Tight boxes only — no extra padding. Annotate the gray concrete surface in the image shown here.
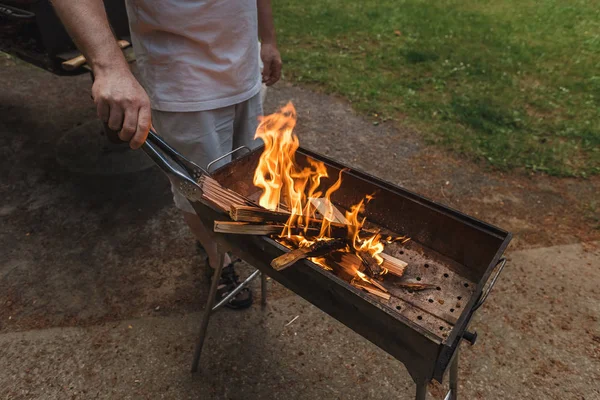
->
[1,243,599,400]
[1,55,599,400]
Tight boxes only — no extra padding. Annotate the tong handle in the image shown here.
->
[146,128,209,178]
[101,122,210,178]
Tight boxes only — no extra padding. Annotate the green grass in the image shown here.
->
[274,0,600,176]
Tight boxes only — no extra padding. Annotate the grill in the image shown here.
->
[142,131,511,400]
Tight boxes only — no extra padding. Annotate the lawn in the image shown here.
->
[274,0,600,176]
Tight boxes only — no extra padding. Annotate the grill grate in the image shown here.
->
[380,240,476,342]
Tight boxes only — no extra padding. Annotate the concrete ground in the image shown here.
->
[1,55,599,400]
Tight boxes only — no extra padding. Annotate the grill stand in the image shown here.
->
[190,247,266,373]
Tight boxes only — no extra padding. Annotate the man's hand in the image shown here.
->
[92,66,151,149]
[52,0,151,149]
[260,43,282,86]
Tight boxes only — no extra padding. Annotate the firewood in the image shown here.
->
[380,253,408,278]
[357,251,383,277]
[214,221,335,236]
[229,205,290,223]
[366,276,387,292]
[393,282,437,291]
[230,204,348,230]
[336,252,383,277]
[271,238,348,271]
[214,221,283,235]
[351,279,391,300]
[335,252,407,279]
[309,197,350,224]
[198,175,254,212]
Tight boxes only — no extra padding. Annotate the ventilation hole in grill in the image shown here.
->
[416,277,421,281]
[428,298,434,303]
[457,296,462,300]
[456,304,461,308]
[396,305,401,310]
[443,273,449,278]
[436,286,441,291]
[424,263,429,268]
[399,251,404,255]
[464,283,469,288]
[408,290,414,294]
[417,315,423,320]
[439,326,444,331]
[450,308,455,313]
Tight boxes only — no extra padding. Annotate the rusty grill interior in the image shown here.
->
[210,147,510,347]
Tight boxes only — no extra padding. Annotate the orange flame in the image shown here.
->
[253,103,384,264]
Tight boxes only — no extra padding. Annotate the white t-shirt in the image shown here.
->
[125,0,261,112]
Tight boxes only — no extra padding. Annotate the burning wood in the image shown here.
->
[229,203,381,237]
[309,197,350,224]
[206,102,416,302]
[337,252,407,278]
[271,238,347,271]
[357,250,383,277]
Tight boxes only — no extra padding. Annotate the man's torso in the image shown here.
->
[125,0,261,112]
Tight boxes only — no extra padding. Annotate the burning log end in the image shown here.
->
[358,251,383,277]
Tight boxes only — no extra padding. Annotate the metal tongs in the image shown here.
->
[140,128,250,205]
[141,128,207,202]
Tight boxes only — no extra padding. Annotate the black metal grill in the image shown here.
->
[142,132,511,400]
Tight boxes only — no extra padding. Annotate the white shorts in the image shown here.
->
[151,92,263,213]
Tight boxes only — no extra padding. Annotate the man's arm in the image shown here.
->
[257,0,282,86]
[52,0,150,149]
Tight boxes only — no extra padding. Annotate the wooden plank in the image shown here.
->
[351,279,391,300]
[214,221,282,235]
[381,253,408,277]
[229,205,291,223]
[271,238,348,271]
[309,197,350,224]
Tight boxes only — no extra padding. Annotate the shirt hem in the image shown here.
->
[150,80,262,112]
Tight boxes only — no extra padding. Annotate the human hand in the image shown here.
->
[260,43,282,86]
[91,66,151,149]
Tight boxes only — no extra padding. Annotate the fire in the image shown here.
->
[253,103,385,272]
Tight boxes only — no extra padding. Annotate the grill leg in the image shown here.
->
[444,350,459,400]
[415,382,428,400]
[191,250,225,373]
[260,272,267,307]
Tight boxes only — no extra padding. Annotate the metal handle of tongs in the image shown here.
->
[141,129,208,204]
[141,128,253,207]
[142,127,209,179]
